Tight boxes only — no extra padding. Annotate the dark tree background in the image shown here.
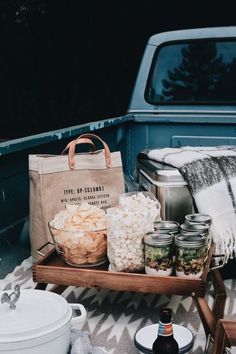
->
[0,0,236,139]
[161,42,228,101]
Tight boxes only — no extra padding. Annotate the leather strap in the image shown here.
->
[74,133,112,169]
[62,137,96,154]
[61,138,96,170]
[62,134,112,169]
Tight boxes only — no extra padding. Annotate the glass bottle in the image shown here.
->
[152,308,179,354]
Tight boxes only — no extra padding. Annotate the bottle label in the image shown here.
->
[158,321,173,336]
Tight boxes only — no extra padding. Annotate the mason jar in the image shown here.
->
[180,222,209,236]
[143,232,174,276]
[175,234,207,278]
[180,222,209,247]
[153,220,180,236]
[185,213,212,249]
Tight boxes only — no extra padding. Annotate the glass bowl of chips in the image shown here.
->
[48,203,107,267]
[48,224,107,267]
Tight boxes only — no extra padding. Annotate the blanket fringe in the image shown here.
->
[212,224,236,261]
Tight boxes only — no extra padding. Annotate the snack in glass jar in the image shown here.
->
[106,191,159,273]
[119,191,161,222]
[144,232,174,276]
[48,203,107,267]
[175,234,207,278]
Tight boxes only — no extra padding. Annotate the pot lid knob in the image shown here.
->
[1,285,20,310]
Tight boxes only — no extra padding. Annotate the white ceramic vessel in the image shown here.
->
[0,288,86,354]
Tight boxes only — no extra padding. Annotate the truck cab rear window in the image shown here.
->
[146,39,236,104]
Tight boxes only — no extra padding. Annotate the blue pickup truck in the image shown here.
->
[1,26,236,277]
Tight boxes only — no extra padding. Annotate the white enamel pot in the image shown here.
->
[0,287,86,354]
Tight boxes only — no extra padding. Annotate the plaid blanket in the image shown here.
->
[147,146,236,260]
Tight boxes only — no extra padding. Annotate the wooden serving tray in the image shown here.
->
[32,242,227,341]
[33,242,214,298]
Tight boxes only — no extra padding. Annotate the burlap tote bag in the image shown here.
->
[29,133,125,260]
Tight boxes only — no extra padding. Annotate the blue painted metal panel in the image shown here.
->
[148,26,236,46]
[0,115,131,157]
[172,136,236,147]
[125,114,236,177]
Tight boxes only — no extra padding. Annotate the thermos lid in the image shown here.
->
[134,323,194,354]
[137,159,186,183]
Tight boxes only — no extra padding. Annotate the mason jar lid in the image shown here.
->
[154,220,180,232]
[180,231,207,238]
[185,213,212,225]
[180,222,209,233]
[0,289,72,343]
[175,234,206,248]
[144,233,174,246]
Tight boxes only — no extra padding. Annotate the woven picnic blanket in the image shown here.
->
[146,146,236,260]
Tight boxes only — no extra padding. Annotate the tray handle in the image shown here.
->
[36,241,55,257]
[210,254,227,271]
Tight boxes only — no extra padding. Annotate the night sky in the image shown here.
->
[1,0,236,139]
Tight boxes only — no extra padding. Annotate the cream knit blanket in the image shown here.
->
[147,146,236,260]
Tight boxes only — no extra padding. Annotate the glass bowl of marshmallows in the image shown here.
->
[48,203,107,267]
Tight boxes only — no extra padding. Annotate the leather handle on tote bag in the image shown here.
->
[61,137,97,169]
[68,133,112,169]
[62,137,96,154]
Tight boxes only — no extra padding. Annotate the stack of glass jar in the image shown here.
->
[184,213,212,250]
[143,213,212,278]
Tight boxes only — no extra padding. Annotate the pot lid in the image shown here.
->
[0,289,72,343]
[134,323,194,354]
